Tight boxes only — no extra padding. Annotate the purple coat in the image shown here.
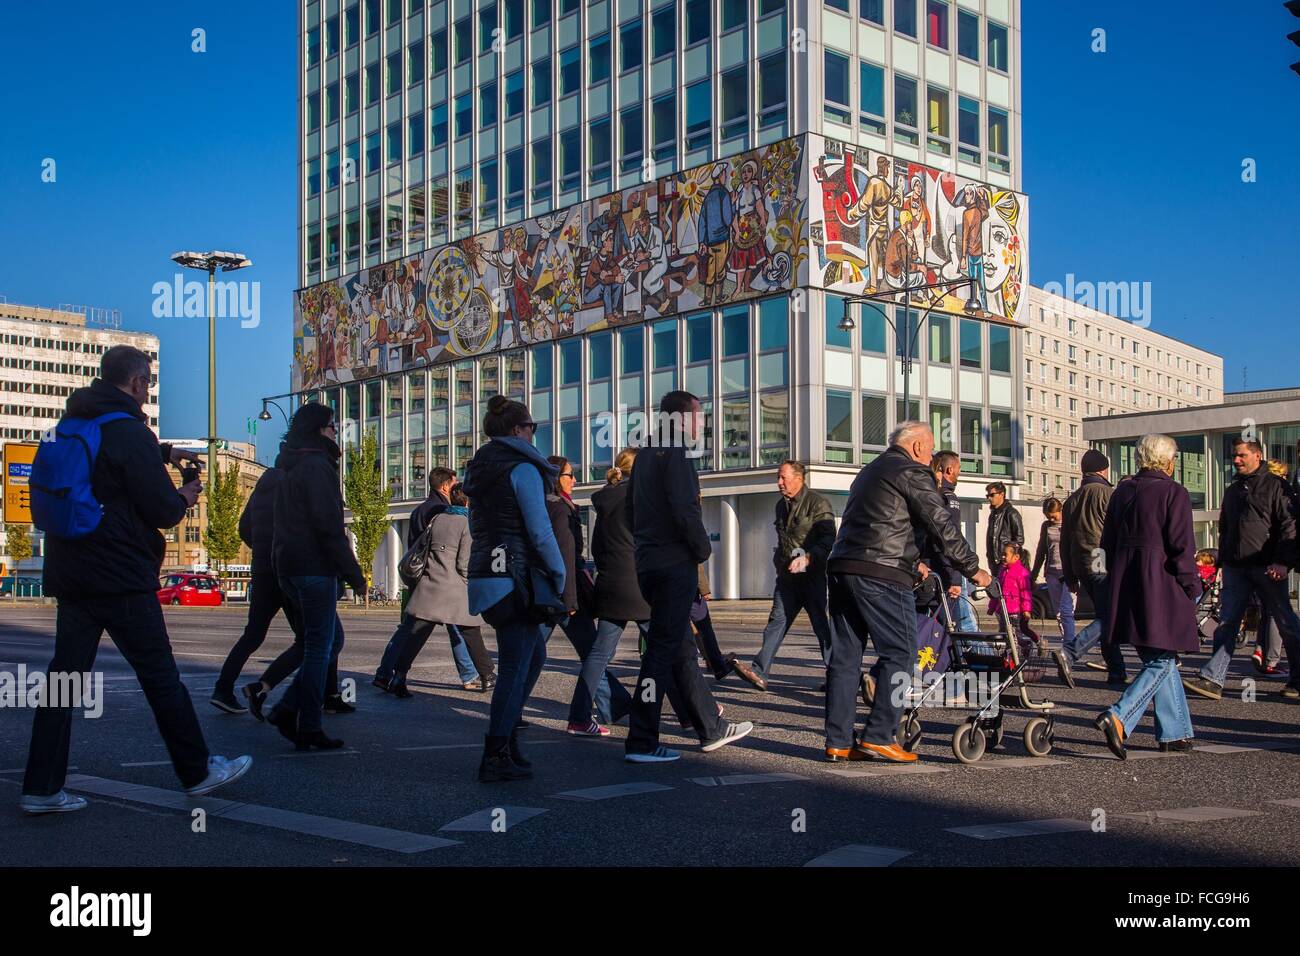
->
[1101,468,1203,652]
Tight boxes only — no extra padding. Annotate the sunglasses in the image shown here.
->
[519,421,539,433]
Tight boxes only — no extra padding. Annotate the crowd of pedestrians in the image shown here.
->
[17,348,1300,810]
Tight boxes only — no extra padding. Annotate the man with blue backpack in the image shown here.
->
[19,345,252,814]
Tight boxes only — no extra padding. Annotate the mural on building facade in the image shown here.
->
[293,138,808,391]
[809,137,1027,325]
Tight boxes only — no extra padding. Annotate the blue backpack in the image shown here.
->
[30,412,135,539]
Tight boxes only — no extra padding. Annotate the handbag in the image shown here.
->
[398,519,436,588]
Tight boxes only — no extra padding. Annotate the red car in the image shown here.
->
[158,573,224,607]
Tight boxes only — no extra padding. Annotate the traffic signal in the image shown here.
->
[1288,0,1300,76]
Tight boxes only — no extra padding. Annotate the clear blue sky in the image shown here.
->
[1,1,1297,456]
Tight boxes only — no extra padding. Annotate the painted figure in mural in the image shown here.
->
[480,228,534,350]
[587,193,630,260]
[899,173,932,297]
[728,160,769,298]
[699,163,735,305]
[983,190,1023,320]
[955,183,990,314]
[629,206,669,314]
[856,155,895,294]
[582,229,625,319]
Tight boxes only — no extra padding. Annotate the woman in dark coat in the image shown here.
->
[1093,434,1201,759]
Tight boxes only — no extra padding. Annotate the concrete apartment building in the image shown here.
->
[1021,286,1223,501]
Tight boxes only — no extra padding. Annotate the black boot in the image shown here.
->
[388,674,412,699]
[508,728,532,770]
[295,729,345,751]
[478,735,530,782]
[268,706,300,745]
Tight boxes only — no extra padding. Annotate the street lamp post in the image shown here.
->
[840,278,975,417]
[170,251,252,482]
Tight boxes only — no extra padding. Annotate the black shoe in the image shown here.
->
[372,674,391,692]
[1094,711,1127,760]
[1052,650,1077,690]
[1158,738,1194,752]
[388,676,412,699]
[816,682,828,693]
[1181,675,1223,700]
[242,682,267,722]
[323,695,355,715]
[295,729,345,751]
[479,673,497,693]
[479,737,531,782]
[268,706,299,745]
[508,729,532,769]
[209,689,247,715]
[1106,674,1128,687]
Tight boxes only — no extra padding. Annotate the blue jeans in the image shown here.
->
[1200,566,1300,687]
[1109,648,1193,743]
[275,575,340,734]
[951,578,977,633]
[573,617,641,724]
[376,615,479,684]
[753,572,834,679]
[1045,571,1076,646]
[826,574,916,748]
[481,593,550,738]
[446,624,479,684]
[1075,572,1126,678]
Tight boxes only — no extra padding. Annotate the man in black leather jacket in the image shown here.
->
[983,481,1024,577]
[825,422,991,764]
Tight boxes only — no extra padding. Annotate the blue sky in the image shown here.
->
[1,1,1297,456]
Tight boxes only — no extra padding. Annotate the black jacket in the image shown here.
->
[773,486,836,575]
[590,480,651,621]
[408,494,448,547]
[1219,468,1298,569]
[985,500,1025,568]
[42,379,188,599]
[270,437,366,590]
[1060,473,1113,589]
[930,478,967,588]
[239,467,282,574]
[625,445,711,572]
[828,446,980,588]
[545,492,584,613]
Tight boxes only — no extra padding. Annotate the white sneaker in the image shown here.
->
[625,746,681,763]
[701,720,755,753]
[184,754,253,797]
[20,790,88,815]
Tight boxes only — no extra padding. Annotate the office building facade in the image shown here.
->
[294,0,1029,597]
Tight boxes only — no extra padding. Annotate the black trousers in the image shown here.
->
[215,569,304,695]
[24,594,210,795]
[393,618,494,679]
[627,562,725,753]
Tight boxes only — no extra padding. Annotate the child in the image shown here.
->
[994,542,1039,647]
[1195,550,1218,589]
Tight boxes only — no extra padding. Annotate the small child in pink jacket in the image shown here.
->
[993,543,1039,645]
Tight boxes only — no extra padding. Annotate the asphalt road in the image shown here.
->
[1,603,1298,867]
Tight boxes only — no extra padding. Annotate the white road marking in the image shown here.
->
[439,806,548,831]
[1267,798,1300,808]
[63,773,460,853]
[552,782,675,801]
[688,772,810,787]
[804,845,914,867]
[948,818,1093,840]
[1116,806,1262,825]
[826,763,952,777]
[970,757,1068,770]
[120,761,173,768]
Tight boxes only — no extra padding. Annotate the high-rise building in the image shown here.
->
[1022,286,1223,500]
[0,301,161,578]
[293,0,1027,596]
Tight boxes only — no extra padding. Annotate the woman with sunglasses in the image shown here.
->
[266,403,367,750]
[462,396,566,782]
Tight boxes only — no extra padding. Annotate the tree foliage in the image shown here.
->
[343,428,391,599]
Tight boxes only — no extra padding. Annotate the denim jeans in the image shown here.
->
[627,562,725,753]
[274,575,340,734]
[1078,572,1126,678]
[1044,571,1076,646]
[481,593,550,738]
[23,594,211,796]
[950,578,978,633]
[1108,647,1194,743]
[376,615,482,684]
[826,573,916,748]
[1255,611,1285,669]
[574,617,641,724]
[1200,566,1300,687]
[753,572,835,679]
[215,569,303,695]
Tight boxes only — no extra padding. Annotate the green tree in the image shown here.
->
[343,428,391,604]
[203,462,245,577]
[5,522,32,602]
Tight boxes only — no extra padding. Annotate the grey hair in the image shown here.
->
[1135,433,1178,471]
[889,420,932,448]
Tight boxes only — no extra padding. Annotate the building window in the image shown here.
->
[894,0,917,37]
[559,127,581,191]
[926,0,948,49]
[652,93,675,163]
[589,32,611,84]
[530,137,551,204]
[504,148,524,212]
[826,295,851,349]
[532,0,551,27]
[928,313,950,364]
[685,80,711,151]
[827,389,854,463]
[959,319,982,369]
[926,84,949,156]
[479,4,498,54]
[505,70,524,117]
[860,0,884,25]
[588,118,612,188]
[824,50,851,125]
[619,105,643,174]
[862,393,887,453]
[620,21,642,72]
[758,51,786,129]
[720,66,747,142]
[560,46,581,95]
[826,0,850,12]
[957,95,980,163]
[431,28,448,74]
[956,7,978,60]
[894,74,918,144]
[989,325,1010,373]
[532,57,552,105]
[987,106,1010,172]
[987,20,1009,72]
[859,61,886,134]
[651,4,674,59]
[685,0,710,45]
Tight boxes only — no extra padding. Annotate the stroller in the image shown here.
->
[896,580,1058,764]
[1194,548,1249,646]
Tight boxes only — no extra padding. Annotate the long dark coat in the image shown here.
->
[1101,468,1202,652]
[590,480,652,622]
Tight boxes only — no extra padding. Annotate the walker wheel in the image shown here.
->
[952,719,986,764]
[898,712,922,752]
[1024,716,1054,757]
